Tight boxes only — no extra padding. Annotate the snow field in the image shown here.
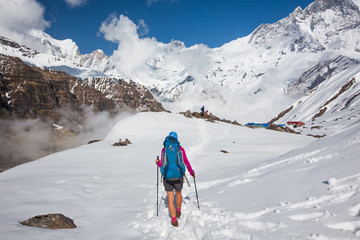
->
[0,112,359,239]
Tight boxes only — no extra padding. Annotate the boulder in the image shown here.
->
[20,213,76,229]
[184,109,192,118]
[113,138,132,146]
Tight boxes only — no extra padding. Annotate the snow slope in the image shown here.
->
[273,63,360,137]
[1,112,359,239]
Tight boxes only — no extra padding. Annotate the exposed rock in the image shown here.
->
[0,53,165,171]
[287,56,359,97]
[266,124,300,134]
[188,111,241,126]
[0,53,165,121]
[183,109,192,118]
[322,78,355,108]
[307,134,326,138]
[74,77,165,113]
[220,150,229,154]
[268,105,294,125]
[113,138,132,146]
[310,77,357,121]
[20,213,76,229]
[88,139,101,144]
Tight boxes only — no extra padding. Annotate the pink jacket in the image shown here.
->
[157,146,194,176]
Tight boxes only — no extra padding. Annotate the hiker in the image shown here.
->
[200,106,205,117]
[155,131,195,227]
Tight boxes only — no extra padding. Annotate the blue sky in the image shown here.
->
[33,0,314,55]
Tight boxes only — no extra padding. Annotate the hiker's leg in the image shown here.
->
[175,190,182,211]
[166,191,176,218]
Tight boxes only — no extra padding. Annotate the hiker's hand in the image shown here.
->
[155,159,160,164]
[192,172,196,178]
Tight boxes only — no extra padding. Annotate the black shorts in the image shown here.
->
[163,178,183,192]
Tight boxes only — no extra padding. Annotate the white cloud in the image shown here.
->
[0,0,50,44]
[99,15,159,75]
[100,14,140,44]
[137,19,149,37]
[64,0,88,8]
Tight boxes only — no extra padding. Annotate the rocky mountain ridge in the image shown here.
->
[0,53,164,170]
[0,53,164,120]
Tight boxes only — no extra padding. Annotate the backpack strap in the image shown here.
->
[162,148,169,180]
[177,147,185,176]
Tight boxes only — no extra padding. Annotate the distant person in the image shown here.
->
[155,131,195,227]
[200,106,205,117]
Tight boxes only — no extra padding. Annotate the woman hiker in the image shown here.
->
[155,131,196,227]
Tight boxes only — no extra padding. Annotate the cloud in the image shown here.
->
[100,14,140,43]
[99,14,159,75]
[179,44,211,79]
[0,106,131,170]
[137,19,149,37]
[64,0,88,8]
[0,0,50,48]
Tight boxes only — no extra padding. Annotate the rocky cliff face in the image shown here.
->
[0,53,164,120]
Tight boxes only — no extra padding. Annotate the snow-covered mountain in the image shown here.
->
[1,0,360,124]
[270,61,360,137]
[100,0,360,122]
[0,31,109,79]
[28,29,82,64]
[80,49,108,71]
[287,56,360,98]
[28,29,109,71]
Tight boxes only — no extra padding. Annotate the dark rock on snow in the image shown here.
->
[20,213,76,229]
[266,124,300,134]
[113,138,132,146]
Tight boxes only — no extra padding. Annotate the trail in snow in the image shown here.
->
[1,112,359,240]
[127,114,316,239]
[187,118,210,158]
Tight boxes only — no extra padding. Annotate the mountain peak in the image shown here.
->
[28,29,81,61]
[306,0,359,13]
[293,6,303,14]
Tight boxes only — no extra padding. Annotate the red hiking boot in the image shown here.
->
[171,219,178,227]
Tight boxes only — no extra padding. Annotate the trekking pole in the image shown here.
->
[193,171,200,210]
[156,156,159,217]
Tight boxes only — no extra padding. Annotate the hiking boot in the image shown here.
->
[171,219,178,227]
[176,211,181,218]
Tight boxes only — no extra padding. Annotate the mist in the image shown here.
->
[0,107,132,172]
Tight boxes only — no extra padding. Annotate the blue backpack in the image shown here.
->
[161,136,186,181]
